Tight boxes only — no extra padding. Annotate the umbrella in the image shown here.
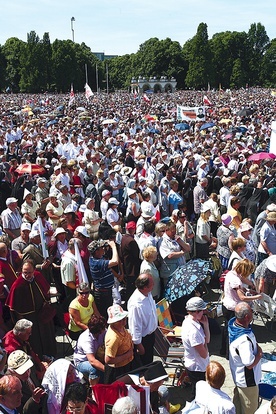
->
[175,123,190,131]
[236,108,253,117]
[15,164,46,176]
[149,128,160,134]
[164,259,212,302]
[144,114,157,122]
[161,119,174,124]
[218,118,232,124]
[200,122,215,131]
[46,119,58,127]
[248,152,276,162]
[76,106,86,111]
[237,126,248,134]
[102,119,117,125]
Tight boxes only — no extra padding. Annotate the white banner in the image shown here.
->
[270,121,276,155]
[177,105,205,121]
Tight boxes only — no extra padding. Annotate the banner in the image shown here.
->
[38,217,49,259]
[270,121,276,155]
[74,240,88,284]
[177,105,205,121]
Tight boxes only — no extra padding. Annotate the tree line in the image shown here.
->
[0,22,275,93]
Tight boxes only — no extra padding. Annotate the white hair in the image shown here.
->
[112,397,138,414]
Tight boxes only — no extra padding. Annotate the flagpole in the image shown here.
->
[96,64,99,94]
[85,64,88,84]
[106,63,109,94]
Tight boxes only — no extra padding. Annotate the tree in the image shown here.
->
[247,23,270,85]
[2,37,25,92]
[185,23,213,89]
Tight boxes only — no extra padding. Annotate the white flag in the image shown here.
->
[68,84,75,107]
[74,240,88,284]
[85,83,94,100]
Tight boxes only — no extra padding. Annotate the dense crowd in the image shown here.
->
[0,88,275,414]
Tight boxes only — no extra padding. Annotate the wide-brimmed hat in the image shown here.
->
[266,212,276,222]
[221,214,232,226]
[109,197,120,205]
[267,204,276,212]
[186,297,207,311]
[239,222,253,232]
[85,197,93,206]
[121,166,133,176]
[127,188,136,196]
[8,350,34,375]
[107,304,128,324]
[75,226,89,237]
[64,205,75,214]
[201,203,211,213]
[141,206,154,218]
[266,255,276,273]
[53,227,67,237]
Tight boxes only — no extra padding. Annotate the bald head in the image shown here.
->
[235,302,252,326]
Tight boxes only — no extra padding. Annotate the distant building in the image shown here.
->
[131,76,177,93]
[93,52,118,61]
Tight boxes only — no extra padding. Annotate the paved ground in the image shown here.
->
[56,288,276,412]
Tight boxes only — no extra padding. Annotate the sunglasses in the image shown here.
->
[80,291,90,296]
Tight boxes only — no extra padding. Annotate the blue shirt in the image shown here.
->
[89,257,114,289]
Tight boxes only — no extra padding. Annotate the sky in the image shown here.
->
[1,0,275,56]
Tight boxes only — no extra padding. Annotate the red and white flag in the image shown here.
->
[85,83,94,100]
[143,93,150,103]
[68,84,75,107]
[203,95,212,106]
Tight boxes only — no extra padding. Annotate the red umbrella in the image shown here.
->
[15,163,46,176]
[248,152,276,162]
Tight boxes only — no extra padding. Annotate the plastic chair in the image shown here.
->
[258,383,276,405]
[62,312,76,355]
[253,293,276,331]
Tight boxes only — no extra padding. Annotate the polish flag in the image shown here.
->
[85,83,94,100]
[143,93,150,103]
[203,95,212,106]
[68,84,75,107]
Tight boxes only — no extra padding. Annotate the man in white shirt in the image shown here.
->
[127,273,158,365]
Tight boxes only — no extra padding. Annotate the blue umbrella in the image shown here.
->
[164,259,212,302]
[237,126,248,134]
[200,122,215,131]
[175,123,190,131]
[149,128,160,134]
[46,119,58,127]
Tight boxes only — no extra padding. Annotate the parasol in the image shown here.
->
[248,152,276,162]
[15,164,46,176]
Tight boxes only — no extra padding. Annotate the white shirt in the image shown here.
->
[127,289,158,344]
[182,316,209,372]
[194,381,236,414]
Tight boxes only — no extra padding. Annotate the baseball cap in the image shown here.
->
[8,350,34,375]
[126,221,136,230]
[21,223,32,231]
[102,190,112,197]
[75,226,89,237]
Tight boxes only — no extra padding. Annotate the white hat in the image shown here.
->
[121,166,133,176]
[102,190,112,197]
[114,164,121,172]
[199,159,207,167]
[239,222,253,232]
[109,197,120,205]
[37,177,47,184]
[107,304,128,324]
[78,204,87,213]
[201,203,211,213]
[53,227,67,237]
[6,197,18,205]
[85,198,93,206]
[64,205,75,214]
[49,190,59,197]
[54,165,61,171]
[127,188,136,196]
[75,226,89,237]
[21,223,31,231]
[141,206,154,218]
[29,229,40,239]
[8,350,33,375]
[267,204,276,212]
[266,255,276,273]
[186,297,207,311]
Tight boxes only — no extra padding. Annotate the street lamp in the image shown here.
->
[71,17,75,42]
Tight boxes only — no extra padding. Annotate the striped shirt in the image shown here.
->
[89,257,114,289]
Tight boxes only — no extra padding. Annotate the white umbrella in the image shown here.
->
[102,119,117,125]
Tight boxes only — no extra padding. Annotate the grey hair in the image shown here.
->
[13,319,33,335]
[112,397,138,414]
[235,302,252,320]
[77,282,90,294]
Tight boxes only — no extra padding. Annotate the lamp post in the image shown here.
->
[71,17,75,42]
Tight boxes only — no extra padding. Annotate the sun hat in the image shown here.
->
[53,227,66,237]
[239,222,253,232]
[85,197,93,206]
[139,176,146,183]
[107,304,128,324]
[109,197,120,205]
[78,204,87,213]
[186,297,207,311]
[29,229,40,239]
[75,226,89,237]
[141,206,154,218]
[221,214,232,226]
[266,255,276,273]
[266,212,276,222]
[267,204,276,212]
[127,188,136,196]
[121,166,133,175]
[8,350,34,375]
[49,190,59,197]
[200,203,211,213]
[114,164,121,172]
[37,177,47,184]
[102,190,112,197]
[64,205,75,214]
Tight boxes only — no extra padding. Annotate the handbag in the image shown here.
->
[37,301,56,324]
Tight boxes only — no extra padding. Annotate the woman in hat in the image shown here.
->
[255,255,276,297]
[68,283,100,340]
[126,188,141,222]
[21,189,39,225]
[64,205,81,234]
[257,211,276,265]
[195,204,214,260]
[238,219,257,264]
[46,191,64,230]
[181,297,210,402]
[83,198,103,240]
[104,304,134,384]
[106,198,121,228]
[216,214,235,270]
[140,246,160,301]
[32,208,54,245]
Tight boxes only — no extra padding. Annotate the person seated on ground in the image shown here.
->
[112,396,138,414]
[68,283,101,340]
[73,315,106,385]
[3,319,47,380]
[42,358,82,414]
[118,361,181,414]
[6,350,47,414]
[182,360,235,413]
[62,382,96,414]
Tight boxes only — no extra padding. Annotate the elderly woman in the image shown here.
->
[83,198,102,240]
[140,246,160,301]
[106,197,121,228]
[176,210,195,260]
[21,189,39,225]
[104,304,134,384]
[64,205,81,234]
[126,188,141,222]
[238,220,257,264]
[73,315,106,385]
[216,214,235,270]
[220,259,262,357]
[195,204,213,260]
[68,283,100,340]
[255,255,276,297]
[46,190,64,230]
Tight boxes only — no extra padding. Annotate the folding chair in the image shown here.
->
[253,293,276,330]
[156,298,182,341]
[258,383,276,405]
[154,327,185,385]
[61,312,77,355]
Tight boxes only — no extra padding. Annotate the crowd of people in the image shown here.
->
[0,87,275,413]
